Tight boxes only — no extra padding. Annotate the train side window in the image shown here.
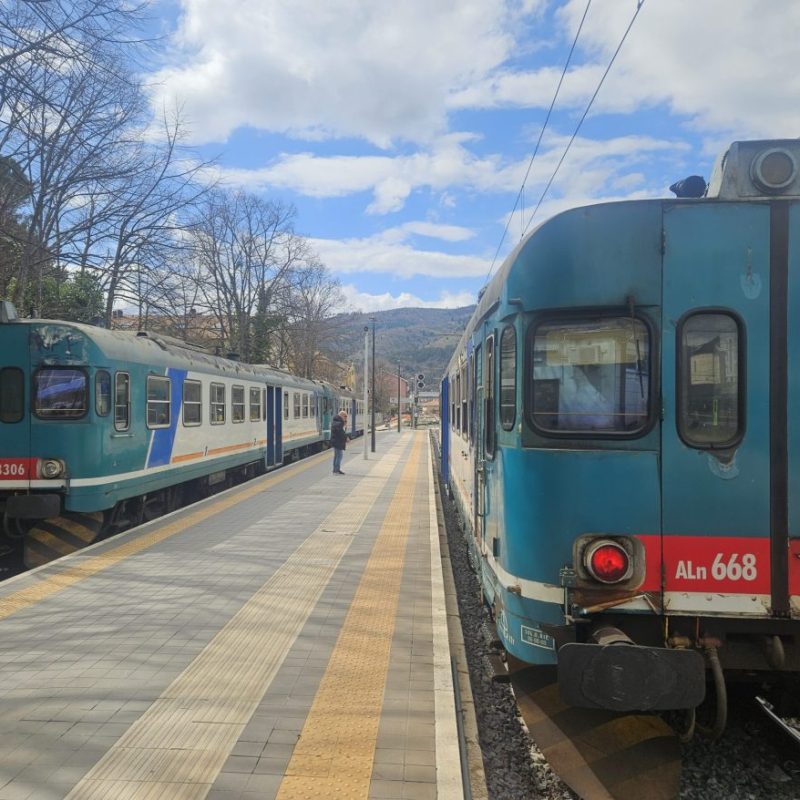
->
[210,382,226,424]
[34,368,87,419]
[486,335,495,457]
[0,367,24,423]
[250,387,262,421]
[500,326,517,431]
[678,311,743,448]
[114,372,130,430]
[95,370,111,417]
[461,363,467,435]
[232,385,245,423]
[284,391,289,420]
[183,380,202,426]
[311,394,317,418]
[293,392,301,418]
[455,372,461,432]
[529,317,650,436]
[147,375,171,429]
[302,393,309,418]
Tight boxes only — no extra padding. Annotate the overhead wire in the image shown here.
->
[483,0,592,286]
[483,0,646,286]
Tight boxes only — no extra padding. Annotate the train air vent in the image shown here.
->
[707,139,800,199]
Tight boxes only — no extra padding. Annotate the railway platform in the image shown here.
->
[0,430,481,799]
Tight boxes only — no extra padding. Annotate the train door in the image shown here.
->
[351,397,357,435]
[274,385,283,465]
[474,341,485,546]
[661,202,772,616]
[266,386,275,468]
[440,376,450,486]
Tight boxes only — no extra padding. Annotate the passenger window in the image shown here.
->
[115,372,130,430]
[210,382,226,424]
[250,387,261,421]
[232,385,245,423]
[284,391,289,420]
[530,317,650,436]
[293,392,301,418]
[461,364,467,434]
[183,380,202,426]
[34,368,87,419]
[95,370,111,417]
[302,393,309,418]
[678,312,742,448]
[500,326,516,430]
[0,367,24,423]
[147,375,171,428]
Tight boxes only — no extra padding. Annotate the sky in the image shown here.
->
[144,0,800,313]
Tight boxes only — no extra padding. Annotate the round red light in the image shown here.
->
[588,543,630,584]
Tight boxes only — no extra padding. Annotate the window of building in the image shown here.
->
[34,368,87,419]
[147,375,171,428]
[678,312,743,448]
[115,372,130,430]
[250,387,262,421]
[500,326,517,430]
[183,380,202,426]
[210,382,226,424]
[95,370,111,417]
[232,385,245,422]
[0,368,24,423]
[529,317,651,436]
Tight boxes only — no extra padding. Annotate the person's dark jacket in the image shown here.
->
[331,414,347,449]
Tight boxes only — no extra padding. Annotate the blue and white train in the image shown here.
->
[441,139,800,726]
[0,314,365,567]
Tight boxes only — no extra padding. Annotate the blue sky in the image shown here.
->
[145,0,800,312]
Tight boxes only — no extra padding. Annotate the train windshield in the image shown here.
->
[34,368,87,419]
[530,317,650,435]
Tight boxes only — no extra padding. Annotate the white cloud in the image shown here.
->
[340,284,476,313]
[152,0,545,146]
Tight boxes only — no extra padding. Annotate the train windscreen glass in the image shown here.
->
[34,368,87,419]
[530,318,649,434]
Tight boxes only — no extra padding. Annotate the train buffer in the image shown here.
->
[0,430,483,799]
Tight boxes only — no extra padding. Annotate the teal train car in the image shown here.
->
[441,139,800,728]
[0,318,365,567]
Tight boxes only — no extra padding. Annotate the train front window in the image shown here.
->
[0,368,24,423]
[530,318,650,435]
[34,368,87,419]
[678,312,742,448]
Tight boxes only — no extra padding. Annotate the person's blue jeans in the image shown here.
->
[333,447,344,473]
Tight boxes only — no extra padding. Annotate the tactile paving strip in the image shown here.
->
[275,435,424,800]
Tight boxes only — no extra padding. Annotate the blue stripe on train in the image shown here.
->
[147,368,187,468]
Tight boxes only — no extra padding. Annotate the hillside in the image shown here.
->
[328,305,475,387]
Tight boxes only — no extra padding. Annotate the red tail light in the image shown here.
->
[584,540,631,584]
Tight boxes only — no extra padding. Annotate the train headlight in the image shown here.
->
[583,539,632,584]
[751,148,798,193]
[39,459,65,479]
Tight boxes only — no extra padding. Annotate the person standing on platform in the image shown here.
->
[331,410,348,474]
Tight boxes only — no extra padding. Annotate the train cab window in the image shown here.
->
[183,380,202,426]
[210,382,226,424]
[232,385,245,423]
[0,368,23,423]
[34,368,87,419]
[0,367,24,423]
[678,312,743,448]
[486,336,495,457]
[250,387,262,421]
[500,326,517,430]
[529,317,650,435]
[114,372,130,430]
[284,391,289,420]
[95,370,111,417]
[147,375,171,429]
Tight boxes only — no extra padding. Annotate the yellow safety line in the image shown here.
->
[276,434,425,800]
[63,436,412,800]
[0,450,331,622]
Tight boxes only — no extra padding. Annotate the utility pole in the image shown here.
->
[370,317,376,453]
[397,365,401,433]
[363,325,369,460]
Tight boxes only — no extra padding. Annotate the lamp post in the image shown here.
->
[370,317,376,453]
[397,365,401,433]
[363,325,369,460]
